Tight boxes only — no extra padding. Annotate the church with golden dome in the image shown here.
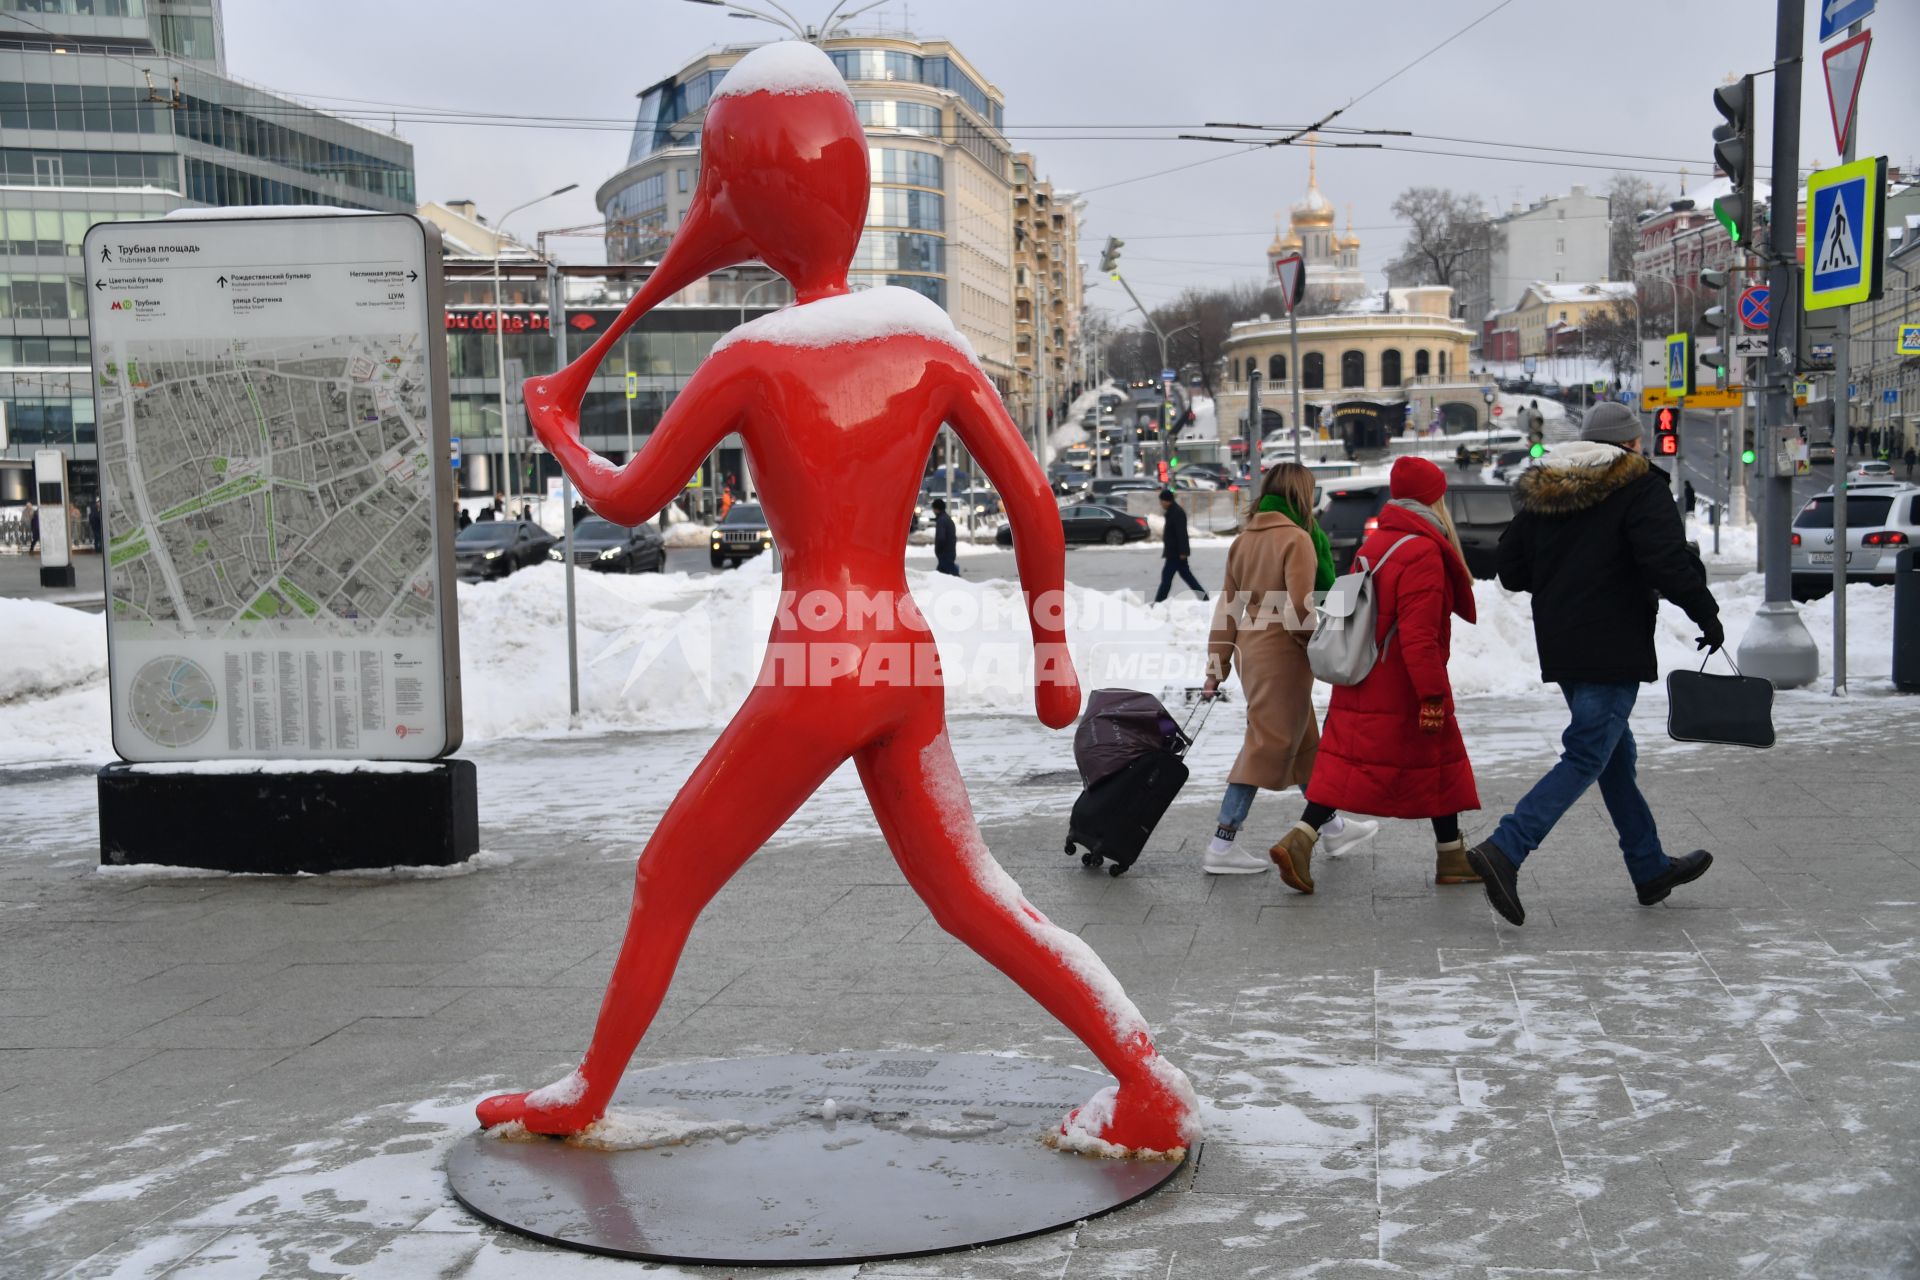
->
[1267,145,1370,306]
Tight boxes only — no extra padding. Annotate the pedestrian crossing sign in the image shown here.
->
[1666,332,1693,397]
[1898,324,1920,357]
[1804,155,1885,311]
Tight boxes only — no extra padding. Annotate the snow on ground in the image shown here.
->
[0,550,1900,784]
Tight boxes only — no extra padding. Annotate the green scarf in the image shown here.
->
[1259,493,1336,591]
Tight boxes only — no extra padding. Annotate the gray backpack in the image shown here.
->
[1307,535,1416,686]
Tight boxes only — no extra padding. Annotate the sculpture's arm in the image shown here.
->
[524,351,749,528]
[944,357,1081,730]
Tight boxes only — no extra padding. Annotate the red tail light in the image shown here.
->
[1135,517,1149,529]
[1863,531,1908,546]
[1791,533,1801,546]
[1363,516,1380,534]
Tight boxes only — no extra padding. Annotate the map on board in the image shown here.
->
[86,212,458,762]
[97,332,438,633]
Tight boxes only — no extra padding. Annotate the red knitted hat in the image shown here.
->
[1390,456,1447,506]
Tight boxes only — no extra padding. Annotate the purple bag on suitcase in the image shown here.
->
[1072,689,1189,787]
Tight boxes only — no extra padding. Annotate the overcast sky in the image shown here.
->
[226,0,1916,314]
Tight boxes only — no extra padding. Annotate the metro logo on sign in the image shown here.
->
[1805,156,1885,311]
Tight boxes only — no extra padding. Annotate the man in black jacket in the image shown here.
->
[1153,489,1208,603]
[1466,402,1723,926]
[931,498,960,576]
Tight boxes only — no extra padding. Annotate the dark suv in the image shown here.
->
[710,502,772,569]
[1318,479,1514,578]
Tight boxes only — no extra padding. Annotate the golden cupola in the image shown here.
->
[1288,146,1335,228]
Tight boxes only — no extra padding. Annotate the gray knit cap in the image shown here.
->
[1580,401,1642,445]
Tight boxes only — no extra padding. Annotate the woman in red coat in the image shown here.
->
[1269,456,1481,893]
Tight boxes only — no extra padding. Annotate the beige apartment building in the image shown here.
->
[1504,281,1635,357]
[597,35,1018,392]
[1011,154,1082,437]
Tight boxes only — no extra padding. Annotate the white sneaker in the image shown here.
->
[1203,839,1272,875]
[1319,817,1380,858]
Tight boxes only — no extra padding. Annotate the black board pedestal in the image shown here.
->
[98,759,478,874]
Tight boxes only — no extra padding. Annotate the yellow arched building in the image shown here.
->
[1217,286,1487,446]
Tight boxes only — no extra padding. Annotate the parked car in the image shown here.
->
[1808,440,1837,465]
[996,502,1151,547]
[1174,461,1234,489]
[710,502,772,569]
[1088,476,1160,504]
[456,519,555,580]
[1317,480,1391,573]
[1790,483,1920,598]
[1490,447,1533,481]
[552,516,666,573]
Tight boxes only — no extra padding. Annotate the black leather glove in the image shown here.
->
[1696,617,1725,652]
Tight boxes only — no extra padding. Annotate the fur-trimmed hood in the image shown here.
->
[1511,442,1650,516]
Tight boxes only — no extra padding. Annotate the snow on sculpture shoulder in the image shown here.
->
[714,286,981,367]
[712,41,851,101]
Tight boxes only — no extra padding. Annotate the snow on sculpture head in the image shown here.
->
[637,42,866,306]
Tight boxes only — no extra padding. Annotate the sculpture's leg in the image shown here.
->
[478,686,847,1135]
[853,718,1197,1156]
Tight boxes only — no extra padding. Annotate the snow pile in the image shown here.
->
[0,595,104,703]
[524,1068,587,1109]
[712,40,852,101]
[713,286,979,366]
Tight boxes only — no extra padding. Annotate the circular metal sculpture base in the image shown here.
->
[446,1053,1187,1266]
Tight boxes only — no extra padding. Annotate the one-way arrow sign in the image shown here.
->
[1819,0,1874,42]
[216,275,228,288]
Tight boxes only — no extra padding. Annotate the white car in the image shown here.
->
[1849,460,1893,482]
[1790,481,1919,598]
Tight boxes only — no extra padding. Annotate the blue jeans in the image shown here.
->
[1489,682,1671,886]
[1216,782,1257,833]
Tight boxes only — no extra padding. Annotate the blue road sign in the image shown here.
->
[1738,286,1770,329]
[1666,333,1692,396]
[1886,389,1901,405]
[449,435,461,467]
[1819,0,1874,43]
[1160,367,1176,381]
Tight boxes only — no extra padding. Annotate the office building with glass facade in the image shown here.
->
[596,35,1016,393]
[0,0,415,504]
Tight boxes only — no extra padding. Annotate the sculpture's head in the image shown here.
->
[637,42,867,305]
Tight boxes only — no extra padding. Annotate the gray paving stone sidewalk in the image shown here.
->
[2,697,1918,1279]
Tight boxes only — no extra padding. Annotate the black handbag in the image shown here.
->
[1667,651,1775,749]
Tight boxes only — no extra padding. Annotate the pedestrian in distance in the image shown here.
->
[25,500,38,553]
[457,507,472,530]
[931,497,960,576]
[476,503,495,522]
[1455,443,1472,472]
[1682,480,1696,516]
[1200,462,1375,873]
[87,495,101,552]
[1153,489,1209,603]
[1464,401,1724,925]
[1268,457,1476,894]
[1904,446,1916,480]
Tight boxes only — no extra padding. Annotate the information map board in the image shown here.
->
[85,212,462,762]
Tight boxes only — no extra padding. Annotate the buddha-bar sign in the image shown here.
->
[84,212,462,762]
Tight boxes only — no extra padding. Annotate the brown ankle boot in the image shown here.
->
[1435,837,1481,885]
[1270,822,1317,894]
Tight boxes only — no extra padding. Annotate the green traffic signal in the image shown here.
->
[1741,448,1756,465]
[1713,197,1741,244]
[1529,443,1545,458]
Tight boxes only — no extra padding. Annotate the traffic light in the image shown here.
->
[1654,405,1680,457]
[1099,236,1123,278]
[1711,76,1756,246]
[1701,269,1730,390]
[1741,425,1757,466]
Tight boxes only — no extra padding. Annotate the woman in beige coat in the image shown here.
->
[1199,463,1377,874]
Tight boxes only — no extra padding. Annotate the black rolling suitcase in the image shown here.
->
[1064,690,1214,877]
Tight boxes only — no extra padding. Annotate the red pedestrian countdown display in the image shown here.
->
[1654,406,1680,456]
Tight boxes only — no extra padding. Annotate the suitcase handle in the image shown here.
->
[1697,649,1742,677]
[1180,695,1216,742]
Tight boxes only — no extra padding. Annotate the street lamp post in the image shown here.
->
[491,184,577,511]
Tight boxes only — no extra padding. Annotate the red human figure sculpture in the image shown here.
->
[475,43,1196,1158]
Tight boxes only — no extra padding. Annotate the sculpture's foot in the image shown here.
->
[1046,1058,1197,1161]
[477,1069,603,1136]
